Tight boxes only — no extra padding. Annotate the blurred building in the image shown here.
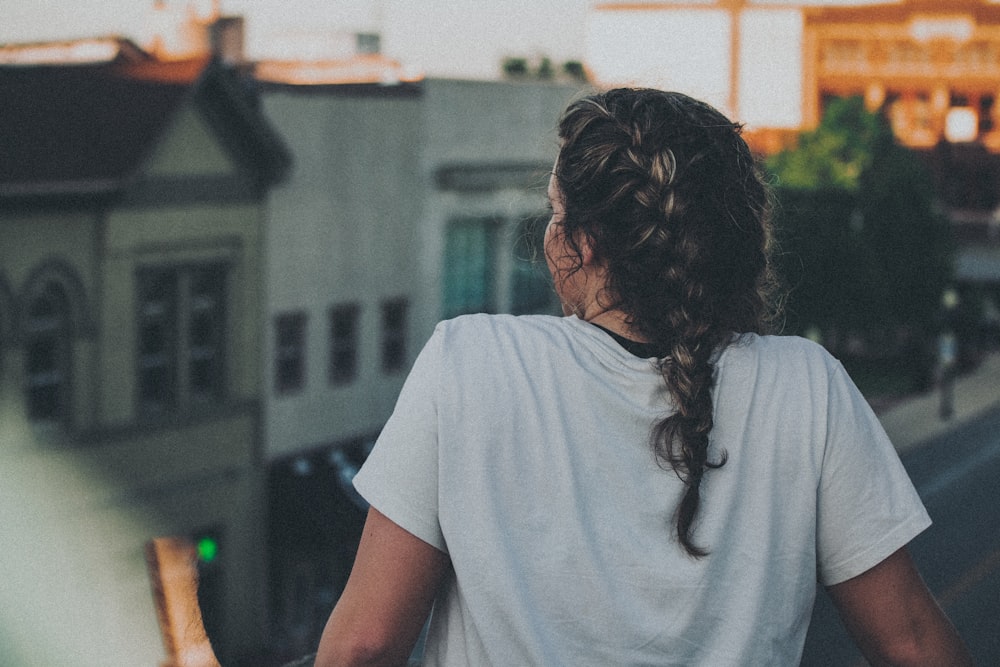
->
[589,0,1000,330]
[0,49,289,664]
[588,0,1000,151]
[258,69,576,657]
[802,0,1000,149]
[0,15,581,662]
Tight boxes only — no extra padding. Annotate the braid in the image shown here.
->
[556,89,778,558]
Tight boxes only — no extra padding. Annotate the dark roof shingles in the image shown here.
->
[1,63,191,190]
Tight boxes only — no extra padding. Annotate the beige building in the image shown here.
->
[588,0,1000,315]
[588,0,1000,153]
[0,45,288,664]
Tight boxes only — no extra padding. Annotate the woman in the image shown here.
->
[316,89,971,665]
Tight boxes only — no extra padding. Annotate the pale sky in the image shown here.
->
[2,0,902,125]
[0,1,887,78]
[2,0,593,79]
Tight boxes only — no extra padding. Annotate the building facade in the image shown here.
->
[802,0,1000,150]
[0,52,288,665]
[259,75,579,657]
[588,0,1000,337]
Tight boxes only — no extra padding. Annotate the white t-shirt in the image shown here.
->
[352,314,930,666]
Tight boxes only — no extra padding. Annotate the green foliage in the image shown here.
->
[500,56,589,83]
[562,60,587,83]
[767,96,892,192]
[536,57,554,80]
[502,57,529,78]
[858,134,953,329]
[767,96,954,382]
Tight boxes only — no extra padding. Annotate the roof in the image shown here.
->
[0,36,151,66]
[0,55,290,201]
[254,53,423,87]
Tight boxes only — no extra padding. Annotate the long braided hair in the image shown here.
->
[554,89,779,557]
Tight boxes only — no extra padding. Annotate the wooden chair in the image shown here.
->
[145,536,222,667]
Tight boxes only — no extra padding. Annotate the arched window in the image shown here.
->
[0,276,14,378]
[24,280,71,422]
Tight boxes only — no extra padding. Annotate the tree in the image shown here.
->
[768,96,889,192]
[500,56,589,83]
[767,97,953,386]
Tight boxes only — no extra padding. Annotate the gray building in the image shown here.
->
[0,48,289,665]
[259,75,582,656]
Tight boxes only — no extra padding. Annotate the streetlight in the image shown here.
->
[939,288,959,419]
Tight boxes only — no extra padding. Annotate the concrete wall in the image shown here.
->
[260,78,582,462]
[417,79,581,335]
[262,88,425,461]
[0,99,270,664]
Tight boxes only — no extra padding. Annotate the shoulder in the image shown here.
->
[431,313,633,378]
[725,332,840,369]
[718,333,847,396]
[434,313,572,348]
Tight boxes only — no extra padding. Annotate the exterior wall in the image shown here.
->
[260,79,578,461]
[145,103,237,176]
[100,201,263,424]
[262,88,425,462]
[0,100,270,664]
[802,0,1000,150]
[98,195,267,659]
[418,78,579,336]
[421,78,582,165]
[257,77,577,657]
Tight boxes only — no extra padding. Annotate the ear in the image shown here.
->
[577,231,597,267]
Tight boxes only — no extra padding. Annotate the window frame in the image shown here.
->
[329,302,361,386]
[442,216,501,318]
[380,298,408,374]
[24,280,72,422]
[136,262,228,416]
[274,310,308,395]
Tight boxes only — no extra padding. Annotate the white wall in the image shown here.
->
[262,78,578,462]
[262,88,424,461]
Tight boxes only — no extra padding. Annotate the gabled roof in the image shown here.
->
[0,54,290,201]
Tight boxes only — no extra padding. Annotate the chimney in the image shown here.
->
[209,15,245,64]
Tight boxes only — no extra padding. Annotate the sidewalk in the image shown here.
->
[877,351,1000,453]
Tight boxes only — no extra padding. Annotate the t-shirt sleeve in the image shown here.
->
[352,324,446,553]
[815,359,931,586]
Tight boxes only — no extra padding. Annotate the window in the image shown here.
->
[25,281,71,421]
[275,312,307,394]
[979,95,995,133]
[329,303,360,385]
[442,217,498,318]
[138,264,226,414]
[380,299,408,373]
[510,215,557,315]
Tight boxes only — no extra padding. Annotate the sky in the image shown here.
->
[2,0,593,79]
[2,0,900,125]
[0,1,891,79]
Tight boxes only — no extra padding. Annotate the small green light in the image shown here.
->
[196,536,218,563]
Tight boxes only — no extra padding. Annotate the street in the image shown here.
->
[800,406,1000,665]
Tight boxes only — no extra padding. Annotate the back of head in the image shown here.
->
[555,88,777,557]
[555,88,774,345]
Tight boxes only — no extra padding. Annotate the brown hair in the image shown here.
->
[555,89,779,557]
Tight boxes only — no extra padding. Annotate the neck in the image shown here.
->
[581,308,647,343]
